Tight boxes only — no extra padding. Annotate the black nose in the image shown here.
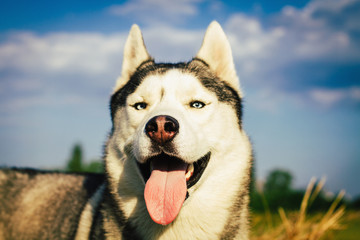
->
[145,115,179,145]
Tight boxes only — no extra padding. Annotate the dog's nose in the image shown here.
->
[145,115,179,145]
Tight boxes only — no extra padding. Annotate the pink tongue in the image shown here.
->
[144,158,188,225]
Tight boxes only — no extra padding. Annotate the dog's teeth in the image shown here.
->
[185,163,194,181]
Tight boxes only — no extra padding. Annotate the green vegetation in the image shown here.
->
[250,169,348,213]
[65,143,103,173]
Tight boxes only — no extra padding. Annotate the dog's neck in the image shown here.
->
[103,143,251,240]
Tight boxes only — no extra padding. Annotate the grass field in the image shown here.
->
[251,211,360,240]
[331,211,360,240]
[250,178,359,240]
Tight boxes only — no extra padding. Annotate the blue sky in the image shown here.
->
[1,0,360,197]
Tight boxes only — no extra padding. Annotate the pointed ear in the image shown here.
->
[114,24,151,92]
[196,21,241,94]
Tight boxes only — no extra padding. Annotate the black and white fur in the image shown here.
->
[0,21,252,240]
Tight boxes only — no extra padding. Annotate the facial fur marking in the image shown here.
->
[187,59,243,128]
[110,59,156,120]
[110,59,243,128]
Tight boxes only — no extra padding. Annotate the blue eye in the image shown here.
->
[190,101,205,109]
[134,102,147,110]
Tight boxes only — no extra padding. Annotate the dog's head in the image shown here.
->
[106,21,245,225]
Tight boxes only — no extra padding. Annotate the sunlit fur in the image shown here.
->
[105,21,252,239]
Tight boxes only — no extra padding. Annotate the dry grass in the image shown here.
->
[251,178,346,240]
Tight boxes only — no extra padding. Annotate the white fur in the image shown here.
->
[129,70,216,164]
[196,21,242,96]
[75,184,105,240]
[105,21,251,239]
[114,24,150,92]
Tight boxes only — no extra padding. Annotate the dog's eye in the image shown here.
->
[190,101,205,109]
[133,102,147,110]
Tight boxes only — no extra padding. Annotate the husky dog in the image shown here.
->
[0,21,252,240]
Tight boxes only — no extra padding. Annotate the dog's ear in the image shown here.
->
[114,24,150,92]
[196,21,241,94]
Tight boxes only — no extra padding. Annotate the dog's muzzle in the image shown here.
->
[140,115,211,225]
[145,115,179,145]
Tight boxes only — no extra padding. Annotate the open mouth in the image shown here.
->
[137,152,211,189]
[137,152,210,225]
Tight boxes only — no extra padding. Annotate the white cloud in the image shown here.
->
[108,0,202,24]
[0,27,202,78]
[0,27,203,117]
[0,32,125,75]
[225,14,285,76]
[1,0,359,116]
[309,87,360,107]
[309,88,346,106]
[143,26,202,62]
[0,31,127,121]
[226,0,359,68]
[278,0,360,60]
[222,0,360,110]
[226,14,285,58]
[280,0,357,28]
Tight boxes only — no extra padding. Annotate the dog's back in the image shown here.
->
[0,168,104,239]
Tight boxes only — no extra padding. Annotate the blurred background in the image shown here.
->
[0,0,359,205]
